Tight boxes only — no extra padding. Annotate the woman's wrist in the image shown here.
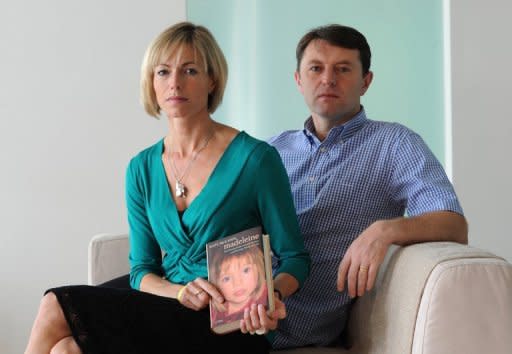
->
[176,285,187,303]
[274,288,283,301]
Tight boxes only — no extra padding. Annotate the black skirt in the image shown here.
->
[47,285,271,354]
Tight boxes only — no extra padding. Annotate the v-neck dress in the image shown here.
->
[127,131,310,289]
[46,131,310,354]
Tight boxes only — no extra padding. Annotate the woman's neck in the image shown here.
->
[165,115,216,157]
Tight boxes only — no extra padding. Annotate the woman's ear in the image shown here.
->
[209,77,215,94]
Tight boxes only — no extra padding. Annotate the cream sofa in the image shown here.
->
[88,234,512,354]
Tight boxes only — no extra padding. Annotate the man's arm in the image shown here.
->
[337,210,468,298]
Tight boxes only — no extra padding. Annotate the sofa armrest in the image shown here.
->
[88,233,129,285]
[346,241,512,354]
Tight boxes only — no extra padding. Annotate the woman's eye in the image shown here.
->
[156,69,169,76]
[185,68,198,75]
[221,276,231,283]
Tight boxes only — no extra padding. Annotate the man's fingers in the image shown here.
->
[357,265,369,296]
[366,266,378,291]
[337,257,350,291]
[347,263,360,298]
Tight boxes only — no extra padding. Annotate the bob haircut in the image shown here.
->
[140,22,228,117]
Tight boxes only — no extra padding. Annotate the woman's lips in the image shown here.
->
[167,96,188,102]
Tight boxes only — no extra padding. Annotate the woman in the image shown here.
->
[24,22,310,354]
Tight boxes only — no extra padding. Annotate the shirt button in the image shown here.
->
[309,176,315,182]
[320,147,327,152]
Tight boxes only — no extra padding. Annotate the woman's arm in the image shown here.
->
[255,146,311,288]
[125,158,165,289]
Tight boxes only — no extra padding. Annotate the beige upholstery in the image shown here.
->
[88,235,512,354]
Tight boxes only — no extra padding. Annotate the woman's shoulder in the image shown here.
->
[233,131,274,153]
[127,138,164,172]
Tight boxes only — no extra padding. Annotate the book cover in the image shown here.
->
[206,226,275,334]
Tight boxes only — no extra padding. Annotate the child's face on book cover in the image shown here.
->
[218,256,259,307]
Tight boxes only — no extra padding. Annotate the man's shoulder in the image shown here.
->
[365,119,415,135]
[267,130,303,150]
[359,119,422,146]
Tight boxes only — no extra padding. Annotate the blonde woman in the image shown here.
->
[24,22,310,354]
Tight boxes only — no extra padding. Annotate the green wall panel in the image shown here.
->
[187,0,445,162]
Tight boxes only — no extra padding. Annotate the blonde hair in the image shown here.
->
[140,21,228,117]
[211,246,266,296]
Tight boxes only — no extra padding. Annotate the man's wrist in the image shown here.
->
[274,289,283,301]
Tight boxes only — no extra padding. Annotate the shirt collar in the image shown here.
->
[302,107,368,146]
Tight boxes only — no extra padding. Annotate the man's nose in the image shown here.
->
[321,68,337,86]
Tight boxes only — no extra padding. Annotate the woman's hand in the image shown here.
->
[177,277,224,311]
[240,296,287,335]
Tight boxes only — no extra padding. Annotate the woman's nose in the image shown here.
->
[168,71,181,89]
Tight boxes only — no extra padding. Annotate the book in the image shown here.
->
[206,226,275,334]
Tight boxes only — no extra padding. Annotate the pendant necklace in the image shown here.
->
[166,129,215,198]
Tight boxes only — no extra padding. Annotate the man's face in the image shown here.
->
[295,39,373,126]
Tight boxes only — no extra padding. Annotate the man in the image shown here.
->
[267,24,468,349]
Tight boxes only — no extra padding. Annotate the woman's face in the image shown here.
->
[218,256,259,307]
[153,45,214,119]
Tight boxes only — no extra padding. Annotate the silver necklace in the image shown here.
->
[166,129,214,198]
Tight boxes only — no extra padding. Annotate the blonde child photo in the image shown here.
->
[209,244,268,326]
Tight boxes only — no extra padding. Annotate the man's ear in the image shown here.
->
[294,71,304,94]
[360,71,373,96]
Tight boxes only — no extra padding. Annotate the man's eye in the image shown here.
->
[310,66,321,72]
[338,67,350,73]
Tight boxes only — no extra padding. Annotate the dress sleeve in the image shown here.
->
[125,159,163,290]
[389,131,464,216]
[253,145,311,287]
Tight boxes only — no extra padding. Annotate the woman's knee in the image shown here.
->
[49,336,82,354]
[37,292,66,327]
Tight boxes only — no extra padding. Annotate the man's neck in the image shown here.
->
[311,109,361,141]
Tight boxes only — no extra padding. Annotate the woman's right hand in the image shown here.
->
[177,277,225,311]
[240,296,287,335]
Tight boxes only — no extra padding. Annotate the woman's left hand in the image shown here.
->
[178,277,223,311]
[240,296,286,335]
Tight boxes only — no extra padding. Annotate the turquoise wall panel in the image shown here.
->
[188,0,445,162]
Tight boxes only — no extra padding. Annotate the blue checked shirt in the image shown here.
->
[268,109,463,349]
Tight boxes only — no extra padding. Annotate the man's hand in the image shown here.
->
[336,221,390,297]
[337,212,467,298]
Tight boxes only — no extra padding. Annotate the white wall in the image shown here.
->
[0,1,185,352]
[451,0,512,262]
